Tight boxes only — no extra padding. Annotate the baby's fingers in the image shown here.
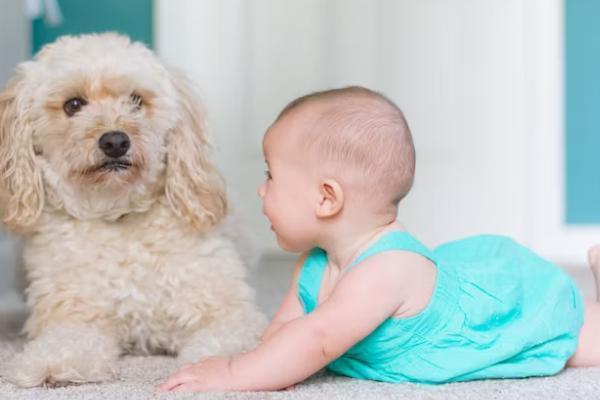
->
[158,370,195,392]
[172,382,206,392]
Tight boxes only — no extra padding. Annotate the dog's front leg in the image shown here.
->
[177,304,268,364]
[4,323,120,388]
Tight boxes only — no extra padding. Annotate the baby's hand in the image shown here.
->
[158,356,234,392]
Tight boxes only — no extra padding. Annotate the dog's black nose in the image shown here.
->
[99,131,130,158]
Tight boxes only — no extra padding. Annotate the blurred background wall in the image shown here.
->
[156,0,600,266]
[0,0,598,296]
[0,0,29,296]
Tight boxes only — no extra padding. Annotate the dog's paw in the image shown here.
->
[5,348,118,388]
[3,325,120,388]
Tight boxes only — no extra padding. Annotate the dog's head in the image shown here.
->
[0,33,227,233]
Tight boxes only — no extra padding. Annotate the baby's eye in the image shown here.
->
[264,169,272,180]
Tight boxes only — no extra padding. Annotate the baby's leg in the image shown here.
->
[567,245,600,367]
[567,300,600,367]
[588,245,600,301]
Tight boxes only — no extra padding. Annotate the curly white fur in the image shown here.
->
[0,33,267,388]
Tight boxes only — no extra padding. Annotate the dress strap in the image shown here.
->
[297,248,327,314]
[348,231,436,271]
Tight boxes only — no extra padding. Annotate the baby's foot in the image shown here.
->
[588,245,600,302]
[589,245,600,273]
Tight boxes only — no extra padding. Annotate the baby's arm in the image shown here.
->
[233,253,410,390]
[260,253,307,343]
[227,253,408,390]
[160,251,413,392]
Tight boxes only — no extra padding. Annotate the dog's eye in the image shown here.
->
[130,93,143,110]
[63,98,87,117]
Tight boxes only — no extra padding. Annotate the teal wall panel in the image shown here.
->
[565,0,600,224]
[32,0,153,54]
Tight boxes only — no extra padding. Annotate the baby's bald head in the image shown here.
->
[272,87,415,212]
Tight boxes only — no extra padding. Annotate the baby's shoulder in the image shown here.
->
[334,250,436,317]
[345,249,436,287]
[354,247,434,270]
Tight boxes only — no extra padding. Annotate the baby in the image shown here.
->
[160,86,600,392]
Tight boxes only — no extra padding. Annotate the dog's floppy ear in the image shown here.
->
[165,72,227,231]
[0,73,44,233]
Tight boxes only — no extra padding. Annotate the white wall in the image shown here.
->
[374,1,532,248]
[157,1,540,255]
[0,0,29,294]
[161,0,596,267]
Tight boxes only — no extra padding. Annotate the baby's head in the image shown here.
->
[258,86,414,251]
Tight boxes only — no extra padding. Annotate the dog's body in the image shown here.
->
[0,34,266,387]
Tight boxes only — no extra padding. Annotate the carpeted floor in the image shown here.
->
[1,254,599,399]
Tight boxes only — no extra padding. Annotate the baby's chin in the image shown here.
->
[274,234,311,254]
[275,235,293,252]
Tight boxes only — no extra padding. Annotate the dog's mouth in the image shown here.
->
[71,158,141,183]
[98,159,133,172]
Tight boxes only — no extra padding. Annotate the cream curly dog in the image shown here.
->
[0,33,266,387]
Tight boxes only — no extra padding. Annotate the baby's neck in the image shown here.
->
[318,217,402,272]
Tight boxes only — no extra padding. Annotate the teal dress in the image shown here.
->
[297,232,584,384]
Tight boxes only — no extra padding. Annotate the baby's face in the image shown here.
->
[257,116,319,252]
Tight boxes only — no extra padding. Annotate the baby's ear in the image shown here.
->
[316,179,344,218]
[0,74,44,233]
[164,70,227,231]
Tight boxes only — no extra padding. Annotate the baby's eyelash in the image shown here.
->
[264,169,272,180]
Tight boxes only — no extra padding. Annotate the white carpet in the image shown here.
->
[1,257,599,399]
